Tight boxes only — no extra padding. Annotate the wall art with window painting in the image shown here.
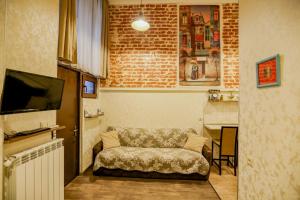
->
[179,5,221,86]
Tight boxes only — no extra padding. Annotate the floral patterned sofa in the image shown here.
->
[93,127,212,180]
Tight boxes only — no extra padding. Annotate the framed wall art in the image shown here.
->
[179,5,221,86]
[82,73,98,98]
[256,54,281,88]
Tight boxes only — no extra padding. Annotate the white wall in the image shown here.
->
[102,91,206,131]
[80,95,107,172]
[100,90,239,135]
[239,0,300,199]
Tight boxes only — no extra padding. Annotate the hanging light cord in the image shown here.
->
[140,0,143,15]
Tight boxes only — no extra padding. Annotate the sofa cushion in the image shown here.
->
[100,131,120,150]
[93,147,210,176]
[108,127,198,148]
[183,133,208,153]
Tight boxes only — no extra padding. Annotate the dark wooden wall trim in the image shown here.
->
[57,61,106,80]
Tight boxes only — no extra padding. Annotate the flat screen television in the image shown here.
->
[0,69,65,115]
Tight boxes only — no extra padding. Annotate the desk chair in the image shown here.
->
[212,126,238,176]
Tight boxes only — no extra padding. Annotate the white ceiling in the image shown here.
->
[109,0,239,5]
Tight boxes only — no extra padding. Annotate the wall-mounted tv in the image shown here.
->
[0,69,65,115]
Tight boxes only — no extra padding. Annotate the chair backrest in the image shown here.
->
[220,126,238,156]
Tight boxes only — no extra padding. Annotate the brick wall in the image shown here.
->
[102,3,239,88]
[103,4,177,88]
[223,3,239,88]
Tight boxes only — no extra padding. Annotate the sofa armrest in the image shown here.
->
[202,144,212,165]
[93,140,103,162]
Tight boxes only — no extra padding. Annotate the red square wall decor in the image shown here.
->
[256,54,281,88]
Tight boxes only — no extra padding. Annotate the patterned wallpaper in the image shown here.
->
[1,0,59,132]
[0,0,6,196]
[0,0,59,194]
[239,0,300,199]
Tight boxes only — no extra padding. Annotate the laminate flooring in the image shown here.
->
[65,169,220,200]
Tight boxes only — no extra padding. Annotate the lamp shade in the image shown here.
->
[131,17,150,32]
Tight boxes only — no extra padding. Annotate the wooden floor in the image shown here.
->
[65,170,220,200]
[209,164,238,200]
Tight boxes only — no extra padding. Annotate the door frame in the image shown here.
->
[57,65,81,183]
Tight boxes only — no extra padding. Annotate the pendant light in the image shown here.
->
[131,0,150,32]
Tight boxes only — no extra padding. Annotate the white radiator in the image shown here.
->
[3,139,64,200]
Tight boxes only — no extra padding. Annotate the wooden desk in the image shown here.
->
[204,124,238,131]
[204,124,238,140]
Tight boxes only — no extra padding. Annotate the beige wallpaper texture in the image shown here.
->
[0,0,59,195]
[239,0,300,199]
[1,0,59,133]
[0,0,5,197]
[0,0,59,183]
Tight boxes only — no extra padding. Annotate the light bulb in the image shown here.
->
[131,18,150,32]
